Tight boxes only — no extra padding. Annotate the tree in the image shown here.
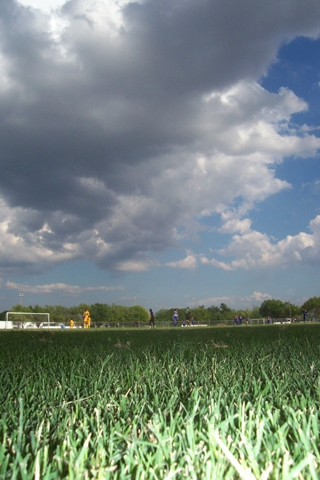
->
[248,305,261,318]
[301,297,320,318]
[108,304,128,323]
[90,303,111,323]
[155,309,171,323]
[193,306,210,323]
[128,306,149,324]
[259,299,288,318]
[220,303,231,314]
[218,303,236,321]
[11,304,32,313]
[207,305,222,322]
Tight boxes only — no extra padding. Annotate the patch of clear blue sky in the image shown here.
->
[261,37,320,120]
[252,37,320,239]
[250,159,319,238]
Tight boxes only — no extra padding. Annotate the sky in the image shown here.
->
[0,0,320,313]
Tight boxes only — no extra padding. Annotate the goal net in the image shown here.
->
[5,312,50,329]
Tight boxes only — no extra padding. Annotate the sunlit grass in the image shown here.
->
[0,325,319,478]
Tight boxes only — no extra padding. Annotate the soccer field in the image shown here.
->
[0,325,319,479]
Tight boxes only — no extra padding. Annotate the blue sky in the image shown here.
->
[0,0,320,313]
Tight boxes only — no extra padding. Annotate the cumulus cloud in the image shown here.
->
[0,0,320,277]
[246,291,273,304]
[166,252,197,270]
[203,215,320,270]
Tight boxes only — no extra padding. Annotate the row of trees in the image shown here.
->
[158,298,319,324]
[6,303,149,325]
[3,296,319,324]
[259,297,320,319]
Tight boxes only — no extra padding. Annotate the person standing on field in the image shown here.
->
[69,318,74,328]
[185,307,191,326]
[173,308,179,326]
[83,308,91,328]
[149,309,155,327]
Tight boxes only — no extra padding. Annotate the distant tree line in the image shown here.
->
[5,303,149,325]
[2,296,319,324]
[157,298,320,323]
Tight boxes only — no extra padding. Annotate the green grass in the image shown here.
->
[0,324,320,479]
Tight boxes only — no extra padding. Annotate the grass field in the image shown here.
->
[0,324,319,479]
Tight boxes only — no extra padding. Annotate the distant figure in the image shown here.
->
[267,316,271,324]
[239,314,243,325]
[245,316,249,325]
[185,307,191,326]
[234,315,238,325]
[69,318,74,329]
[173,308,179,326]
[303,309,307,323]
[83,308,91,329]
[149,309,155,328]
[191,316,195,326]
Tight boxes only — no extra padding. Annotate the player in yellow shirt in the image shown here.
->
[83,308,91,328]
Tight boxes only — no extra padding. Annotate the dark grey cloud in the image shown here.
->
[0,0,320,273]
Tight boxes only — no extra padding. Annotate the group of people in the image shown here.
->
[234,314,249,325]
[69,307,199,329]
[172,307,195,327]
[69,307,309,329]
[149,307,196,327]
[69,308,92,328]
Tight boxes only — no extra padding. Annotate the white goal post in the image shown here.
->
[5,312,50,329]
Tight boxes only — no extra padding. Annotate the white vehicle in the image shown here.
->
[39,322,66,329]
[274,318,292,325]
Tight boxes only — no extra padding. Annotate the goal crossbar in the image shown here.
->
[5,312,50,329]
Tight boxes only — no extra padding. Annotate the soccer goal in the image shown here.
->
[4,312,50,329]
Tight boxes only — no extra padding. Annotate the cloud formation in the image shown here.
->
[0,0,320,278]
[6,280,124,294]
[201,215,320,270]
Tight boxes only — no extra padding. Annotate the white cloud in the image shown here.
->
[0,200,79,274]
[219,217,252,235]
[200,256,233,272]
[166,253,198,270]
[204,215,320,270]
[116,258,160,272]
[246,292,273,304]
[6,281,124,294]
[17,0,65,13]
